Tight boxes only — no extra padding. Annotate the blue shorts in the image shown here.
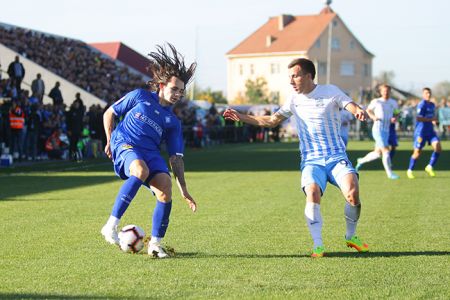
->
[112,143,170,183]
[388,131,398,147]
[413,133,440,149]
[372,128,389,148]
[300,153,357,195]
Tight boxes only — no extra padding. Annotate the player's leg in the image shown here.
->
[102,155,147,245]
[380,146,398,179]
[355,127,383,171]
[425,138,441,177]
[407,135,425,179]
[148,173,172,258]
[301,164,327,257]
[331,158,369,253]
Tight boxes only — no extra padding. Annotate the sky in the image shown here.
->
[1,0,449,96]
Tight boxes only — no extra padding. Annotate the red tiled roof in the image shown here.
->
[227,12,336,55]
[90,42,150,75]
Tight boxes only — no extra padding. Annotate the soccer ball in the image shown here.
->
[118,225,146,253]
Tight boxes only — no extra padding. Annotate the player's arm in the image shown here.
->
[223,108,287,127]
[169,154,197,212]
[344,102,368,121]
[103,106,116,159]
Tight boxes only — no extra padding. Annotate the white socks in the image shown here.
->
[358,151,380,165]
[105,216,120,229]
[150,236,162,245]
[344,202,361,240]
[382,152,393,177]
[304,202,323,248]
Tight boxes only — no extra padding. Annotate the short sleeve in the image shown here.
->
[112,89,143,118]
[332,85,352,109]
[367,99,377,111]
[416,101,425,117]
[165,120,184,157]
[277,94,294,118]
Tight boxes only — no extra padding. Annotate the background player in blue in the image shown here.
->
[101,44,197,258]
[407,87,442,179]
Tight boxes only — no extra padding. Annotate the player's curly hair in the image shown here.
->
[146,43,196,91]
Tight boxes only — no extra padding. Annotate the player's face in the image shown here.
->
[160,76,185,105]
[380,86,391,99]
[423,89,431,101]
[289,65,311,94]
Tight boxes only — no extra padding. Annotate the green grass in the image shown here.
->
[1,141,449,299]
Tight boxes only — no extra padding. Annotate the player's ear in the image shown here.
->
[159,83,165,90]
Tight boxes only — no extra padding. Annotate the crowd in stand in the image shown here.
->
[0,25,146,102]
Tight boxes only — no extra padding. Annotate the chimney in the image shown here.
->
[266,35,276,47]
[278,14,294,31]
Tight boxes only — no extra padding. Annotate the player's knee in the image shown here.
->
[345,189,360,206]
[130,164,149,181]
[304,184,321,203]
[435,143,442,152]
[152,176,172,202]
[412,149,421,159]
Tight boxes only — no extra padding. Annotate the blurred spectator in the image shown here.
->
[49,81,63,106]
[66,95,85,161]
[25,104,41,160]
[31,73,45,102]
[7,56,25,94]
[9,100,25,160]
[45,127,68,159]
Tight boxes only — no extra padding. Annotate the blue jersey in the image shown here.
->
[111,89,183,156]
[414,100,435,136]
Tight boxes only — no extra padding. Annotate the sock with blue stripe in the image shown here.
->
[408,156,417,171]
[111,176,143,219]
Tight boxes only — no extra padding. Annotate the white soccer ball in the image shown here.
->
[118,224,146,253]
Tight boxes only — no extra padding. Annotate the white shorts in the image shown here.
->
[372,128,389,148]
[300,153,357,195]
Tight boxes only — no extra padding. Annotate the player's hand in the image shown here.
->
[354,109,368,121]
[181,190,197,212]
[223,108,240,121]
[104,142,112,159]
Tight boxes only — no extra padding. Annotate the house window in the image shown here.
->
[340,61,355,76]
[270,63,280,74]
[363,63,370,77]
[350,40,356,49]
[239,64,243,75]
[318,62,327,77]
[333,20,338,27]
[315,39,321,48]
[250,64,254,75]
[332,38,340,50]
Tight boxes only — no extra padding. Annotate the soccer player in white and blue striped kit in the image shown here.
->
[100,44,197,258]
[223,58,369,257]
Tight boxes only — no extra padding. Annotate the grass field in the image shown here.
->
[1,141,449,299]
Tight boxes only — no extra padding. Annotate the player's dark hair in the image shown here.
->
[288,58,316,80]
[423,87,431,93]
[379,83,391,91]
[147,43,196,91]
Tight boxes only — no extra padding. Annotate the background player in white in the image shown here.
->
[223,58,369,258]
[355,84,399,179]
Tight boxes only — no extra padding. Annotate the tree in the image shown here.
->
[186,86,228,104]
[244,77,269,104]
[433,81,450,98]
[375,71,395,85]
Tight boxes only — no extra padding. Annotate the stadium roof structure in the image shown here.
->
[226,6,373,57]
[89,41,150,76]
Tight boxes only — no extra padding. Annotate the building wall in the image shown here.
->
[307,16,373,98]
[226,16,373,104]
[227,53,306,105]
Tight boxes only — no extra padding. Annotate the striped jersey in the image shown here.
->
[277,84,352,161]
[367,98,398,132]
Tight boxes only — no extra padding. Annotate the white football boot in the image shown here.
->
[101,224,120,245]
[148,242,169,258]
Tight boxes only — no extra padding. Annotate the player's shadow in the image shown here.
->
[174,251,450,259]
[0,293,119,299]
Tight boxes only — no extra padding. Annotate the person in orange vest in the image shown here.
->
[45,127,68,159]
[9,101,25,161]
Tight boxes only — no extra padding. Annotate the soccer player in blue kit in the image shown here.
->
[223,58,369,258]
[407,87,442,179]
[100,44,197,258]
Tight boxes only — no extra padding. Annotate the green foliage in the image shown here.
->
[0,141,449,298]
[245,77,269,104]
[375,70,396,85]
[196,87,227,104]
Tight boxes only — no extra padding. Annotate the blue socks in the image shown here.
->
[408,157,417,170]
[152,200,172,238]
[389,149,396,161]
[111,176,143,219]
[429,152,440,167]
